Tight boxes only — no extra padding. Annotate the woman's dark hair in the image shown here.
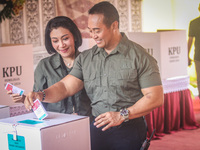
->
[45,16,82,54]
[88,1,119,28]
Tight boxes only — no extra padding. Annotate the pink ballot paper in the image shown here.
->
[32,99,48,120]
[5,82,24,96]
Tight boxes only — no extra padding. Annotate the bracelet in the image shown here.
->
[41,90,46,101]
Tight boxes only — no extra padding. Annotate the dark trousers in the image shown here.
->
[90,117,147,150]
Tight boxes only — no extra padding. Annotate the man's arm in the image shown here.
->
[94,85,164,131]
[188,36,194,66]
[128,85,164,119]
[24,75,84,111]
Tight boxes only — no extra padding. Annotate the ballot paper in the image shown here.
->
[5,82,24,96]
[32,99,48,120]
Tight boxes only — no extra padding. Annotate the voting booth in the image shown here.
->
[0,44,34,106]
[79,38,96,52]
[128,30,188,80]
[0,112,91,150]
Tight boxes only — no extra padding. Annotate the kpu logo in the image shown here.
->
[2,66,22,77]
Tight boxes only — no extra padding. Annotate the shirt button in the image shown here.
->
[105,105,108,108]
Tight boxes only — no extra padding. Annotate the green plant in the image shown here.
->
[0,0,26,23]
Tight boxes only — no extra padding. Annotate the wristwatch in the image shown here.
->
[120,108,129,122]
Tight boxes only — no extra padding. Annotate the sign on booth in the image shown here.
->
[0,44,34,106]
[128,30,188,80]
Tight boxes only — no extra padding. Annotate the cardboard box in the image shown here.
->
[128,30,188,79]
[0,112,91,150]
[0,105,10,119]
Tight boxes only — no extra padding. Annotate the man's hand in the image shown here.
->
[94,111,124,131]
[24,91,43,111]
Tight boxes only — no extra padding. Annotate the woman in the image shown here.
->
[7,16,91,116]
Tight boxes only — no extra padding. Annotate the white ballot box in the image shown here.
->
[0,105,10,119]
[128,30,188,79]
[0,44,34,106]
[0,112,91,150]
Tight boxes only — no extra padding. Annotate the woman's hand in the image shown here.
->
[7,90,26,103]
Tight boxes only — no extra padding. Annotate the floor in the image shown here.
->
[148,97,200,150]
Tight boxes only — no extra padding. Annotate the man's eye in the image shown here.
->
[95,30,100,34]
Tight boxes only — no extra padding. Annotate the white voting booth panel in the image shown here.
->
[128,30,188,79]
[79,38,96,52]
[0,112,91,150]
[0,45,34,106]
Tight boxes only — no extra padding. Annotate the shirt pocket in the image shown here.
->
[117,69,137,80]
[84,72,100,94]
[110,62,138,87]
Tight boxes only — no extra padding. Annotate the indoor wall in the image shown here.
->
[0,0,142,69]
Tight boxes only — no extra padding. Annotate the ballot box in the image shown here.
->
[0,44,34,106]
[0,112,91,150]
[0,105,10,119]
[128,30,188,79]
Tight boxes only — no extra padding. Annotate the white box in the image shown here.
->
[0,105,10,119]
[0,112,91,150]
[128,30,188,79]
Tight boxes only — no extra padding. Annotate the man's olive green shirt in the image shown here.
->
[70,33,162,117]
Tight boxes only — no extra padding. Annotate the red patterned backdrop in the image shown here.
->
[55,0,102,38]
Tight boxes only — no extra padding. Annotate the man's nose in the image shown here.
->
[90,32,98,39]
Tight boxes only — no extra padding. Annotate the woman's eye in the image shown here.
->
[63,37,69,40]
[52,40,58,43]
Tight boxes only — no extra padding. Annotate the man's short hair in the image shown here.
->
[88,1,119,28]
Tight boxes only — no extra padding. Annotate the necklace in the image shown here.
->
[63,59,72,67]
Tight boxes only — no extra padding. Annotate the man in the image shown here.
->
[188,3,200,99]
[25,1,164,150]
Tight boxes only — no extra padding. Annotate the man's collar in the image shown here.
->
[116,33,129,56]
[93,46,102,55]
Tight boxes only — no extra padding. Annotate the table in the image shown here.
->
[145,76,199,139]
